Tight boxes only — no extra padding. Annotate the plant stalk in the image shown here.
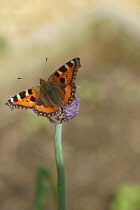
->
[54,123,66,210]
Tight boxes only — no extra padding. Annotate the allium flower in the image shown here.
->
[62,96,80,122]
[48,96,80,124]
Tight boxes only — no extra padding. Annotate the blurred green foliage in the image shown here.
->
[78,79,105,102]
[21,114,54,134]
[0,36,6,53]
[21,114,68,135]
[110,185,140,210]
[34,166,57,210]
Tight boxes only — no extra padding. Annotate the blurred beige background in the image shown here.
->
[1,0,140,210]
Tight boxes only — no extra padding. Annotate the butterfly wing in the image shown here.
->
[6,87,61,118]
[47,58,81,106]
[48,58,81,85]
[6,88,38,109]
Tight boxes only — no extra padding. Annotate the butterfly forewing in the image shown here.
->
[6,88,38,109]
[49,58,81,85]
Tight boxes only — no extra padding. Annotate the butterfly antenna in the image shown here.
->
[18,58,48,80]
[42,58,48,77]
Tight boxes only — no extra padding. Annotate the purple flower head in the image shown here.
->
[62,97,80,122]
[48,96,81,124]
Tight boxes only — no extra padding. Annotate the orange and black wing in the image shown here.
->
[6,88,38,109]
[6,87,61,118]
[48,58,81,107]
[48,58,81,85]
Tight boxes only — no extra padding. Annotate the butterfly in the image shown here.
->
[6,58,81,122]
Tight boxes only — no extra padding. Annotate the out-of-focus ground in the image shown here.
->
[1,1,140,210]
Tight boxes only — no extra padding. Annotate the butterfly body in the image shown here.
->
[39,79,65,107]
[6,58,81,120]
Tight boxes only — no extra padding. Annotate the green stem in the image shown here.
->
[54,123,66,210]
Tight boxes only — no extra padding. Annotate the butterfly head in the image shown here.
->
[39,78,45,84]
